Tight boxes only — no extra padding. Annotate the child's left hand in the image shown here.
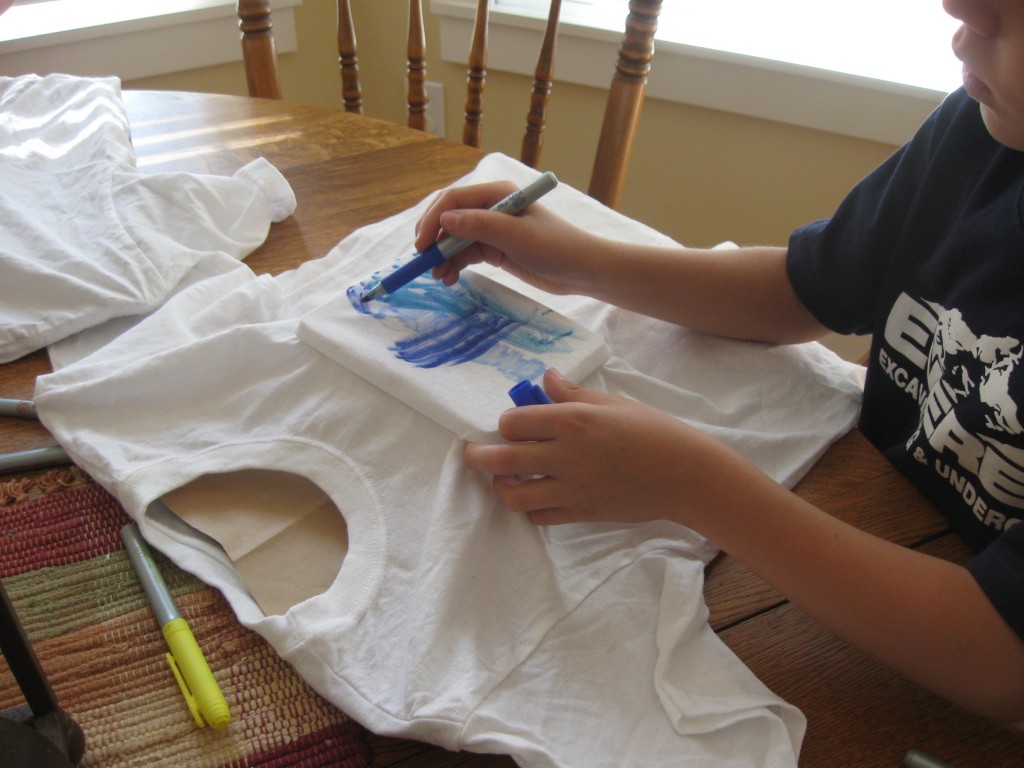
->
[464,368,757,527]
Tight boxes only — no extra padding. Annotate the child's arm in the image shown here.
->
[415,182,828,345]
[465,369,1024,722]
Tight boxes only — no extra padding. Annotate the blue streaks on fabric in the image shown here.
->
[346,271,576,380]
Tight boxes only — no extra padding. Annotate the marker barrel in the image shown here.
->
[0,445,70,474]
[0,398,37,418]
[121,524,231,729]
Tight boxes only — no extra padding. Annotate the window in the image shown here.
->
[438,0,962,145]
[495,0,961,93]
[0,0,301,81]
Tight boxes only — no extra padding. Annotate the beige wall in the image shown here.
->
[129,0,891,361]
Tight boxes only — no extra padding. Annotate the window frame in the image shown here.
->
[438,0,958,146]
[0,0,301,81]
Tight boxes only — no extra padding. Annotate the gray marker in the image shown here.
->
[120,523,181,627]
[0,445,70,474]
[0,398,37,419]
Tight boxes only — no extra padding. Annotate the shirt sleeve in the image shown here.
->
[0,76,297,364]
[967,524,1024,640]
[785,89,972,336]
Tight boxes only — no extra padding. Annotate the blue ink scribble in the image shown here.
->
[390,310,521,368]
[347,269,577,381]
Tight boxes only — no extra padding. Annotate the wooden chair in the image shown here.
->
[236,0,662,210]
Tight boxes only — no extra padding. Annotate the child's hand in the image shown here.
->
[414,181,604,297]
[464,369,753,527]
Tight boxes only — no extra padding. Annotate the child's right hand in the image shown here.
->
[414,180,606,297]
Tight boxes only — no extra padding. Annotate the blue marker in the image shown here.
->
[360,172,558,303]
[508,379,553,407]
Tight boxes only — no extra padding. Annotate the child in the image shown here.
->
[411,0,1024,722]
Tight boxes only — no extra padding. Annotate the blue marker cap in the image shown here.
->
[508,380,553,407]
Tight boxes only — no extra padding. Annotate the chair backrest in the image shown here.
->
[236,0,662,210]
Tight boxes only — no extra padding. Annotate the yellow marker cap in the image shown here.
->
[162,618,231,729]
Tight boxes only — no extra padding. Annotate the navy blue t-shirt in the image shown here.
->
[787,88,1024,639]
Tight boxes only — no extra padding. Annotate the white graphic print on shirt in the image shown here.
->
[881,292,1024,534]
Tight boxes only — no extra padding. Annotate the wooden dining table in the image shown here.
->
[1,90,1021,768]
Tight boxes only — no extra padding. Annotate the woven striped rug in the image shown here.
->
[0,468,371,768]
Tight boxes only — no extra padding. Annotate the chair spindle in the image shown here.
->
[520,0,562,169]
[337,0,362,113]
[588,0,662,209]
[407,1,428,131]
[238,0,282,100]
[462,0,489,148]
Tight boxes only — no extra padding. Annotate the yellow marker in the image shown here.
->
[121,523,231,729]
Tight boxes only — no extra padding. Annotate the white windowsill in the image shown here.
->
[0,0,300,81]
[433,0,959,146]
